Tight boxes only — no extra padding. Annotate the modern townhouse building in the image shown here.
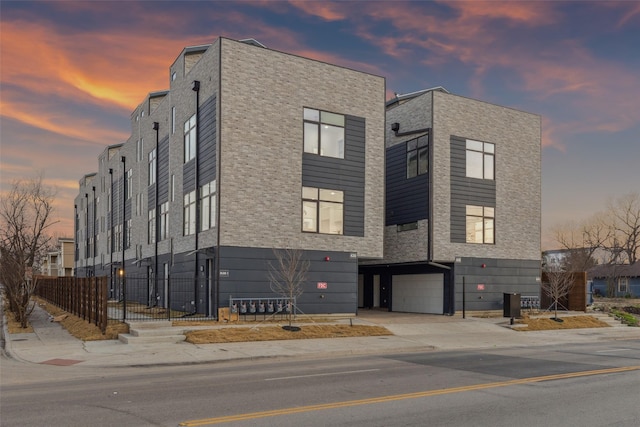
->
[359,88,541,314]
[75,37,386,316]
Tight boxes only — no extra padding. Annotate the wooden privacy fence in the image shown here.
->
[35,275,109,334]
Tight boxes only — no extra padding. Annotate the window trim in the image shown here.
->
[303,108,345,159]
[465,139,495,180]
[465,205,495,244]
[302,186,344,235]
[406,135,429,179]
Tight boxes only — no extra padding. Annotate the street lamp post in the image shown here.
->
[121,155,126,321]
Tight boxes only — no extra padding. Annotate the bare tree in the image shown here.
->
[267,248,310,329]
[0,176,57,328]
[605,192,640,264]
[552,214,609,271]
[541,267,575,320]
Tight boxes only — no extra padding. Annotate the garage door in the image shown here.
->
[392,274,444,314]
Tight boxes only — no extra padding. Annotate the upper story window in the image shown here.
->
[160,202,169,241]
[184,114,197,163]
[302,186,343,235]
[200,180,216,231]
[171,107,176,134]
[148,208,156,244]
[136,139,144,162]
[466,205,494,244]
[148,148,157,185]
[183,190,196,236]
[303,108,345,159]
[407,135,428,178]
[466,139,494,180]
[126,169,133,200]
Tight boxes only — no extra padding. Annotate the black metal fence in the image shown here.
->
[106,274,216,322]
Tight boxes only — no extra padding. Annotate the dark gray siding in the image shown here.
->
[218,246,357,315]
[183,160,196,194]
[302,115,365,236]
[453,257,541,311]
[450,136,496,243]
[385,143,429,226]
[198,94,217,185]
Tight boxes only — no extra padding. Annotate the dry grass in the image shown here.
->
[35,298,129,340]
[5,312,34,333]
[514,315,611,331]
[185,324,393,344]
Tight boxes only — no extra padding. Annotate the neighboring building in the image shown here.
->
[57,237,74,276]
[40,237,75,277]
[359,88,541,314]
[588,262,640,298]
[42,251,58,276]
[75,37,386,316]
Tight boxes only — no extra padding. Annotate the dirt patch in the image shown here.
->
[185,324,392,344]
[514,315,611,331]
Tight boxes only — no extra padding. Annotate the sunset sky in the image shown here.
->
[1,1,639,249]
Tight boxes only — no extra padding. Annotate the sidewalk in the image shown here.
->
[3,302,640,368]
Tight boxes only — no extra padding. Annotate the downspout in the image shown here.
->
[153,121,160,307]
[92,186,96,275]
[192,80,200,314]
[215,41,222,319]
[84,192,89,277]
[109,168,113,294]
[121,155,127,321]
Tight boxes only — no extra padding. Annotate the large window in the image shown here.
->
[407,135,428,178]
[160,202,169,241]
[183,190,196,235]
[148,208,156,244]
[466,139,494,180]
[148,148,156,185]
[302,187,343,235]
[466,205,494,244]
[303,108,345,159]
[184,114,197,163]
[126,218,132,249]
[200,180,216,231]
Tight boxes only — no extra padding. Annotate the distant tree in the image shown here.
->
[552,214,609,271]
[605,192,640,264]
[267,248,310,329]
[0,176,57,328]
[541,266,575,320]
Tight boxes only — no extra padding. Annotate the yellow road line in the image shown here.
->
[179,365,640,426]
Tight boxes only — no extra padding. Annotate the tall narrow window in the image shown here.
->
[466,205,495,244]
[126,218,132,248]
[183,190,196,235]
[171,107,176,134]
[184,114,197,163]
[160,202,169,241]
[148,208,156,244]
[466,139,494,180]
[171,175,175,202]
[200,180,216,231]
[137,139,144,162]
[302,187,343,235]
[125,169,133,200]
[406,135,428,178]
[303,108,345,159]
[148,148,157,185]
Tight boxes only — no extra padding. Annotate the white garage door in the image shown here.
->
[392,274,444,314]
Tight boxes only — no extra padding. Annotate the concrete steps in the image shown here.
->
[119,321,187,344]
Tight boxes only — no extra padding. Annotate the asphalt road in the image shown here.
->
[2,340,639,426]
